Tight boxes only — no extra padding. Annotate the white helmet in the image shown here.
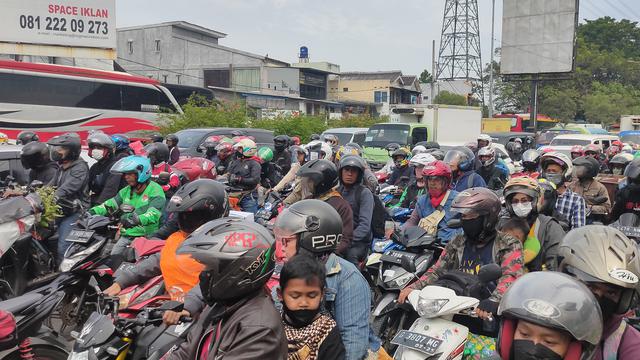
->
[409,153,436,167]
[478,134,492,143]
[540,151,574,183]
[305,140,333,161]
[622,145,634,154]
[478,145,496,167]
[411,145,427,156]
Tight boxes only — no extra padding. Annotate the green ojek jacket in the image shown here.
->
[91,181,166,237]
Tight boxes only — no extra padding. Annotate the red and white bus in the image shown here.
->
[0,60,182,142]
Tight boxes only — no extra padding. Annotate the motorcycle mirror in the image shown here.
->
[447,219,462,229]
[29,180,44,189]
[119,204,135,213]
[400,255,416,274]
[478,264,502,284]
[157,300,184,312]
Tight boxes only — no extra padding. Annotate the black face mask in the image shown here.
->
[282,302,320,328]
[511,339,563,360]
[596,294,619,321]
[461,216,484,239]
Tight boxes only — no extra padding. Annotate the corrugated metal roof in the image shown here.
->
[339,71,402,81]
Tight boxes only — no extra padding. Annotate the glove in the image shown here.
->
[120,212,141,228]
[229,174,241,185]
[477,299,499,315]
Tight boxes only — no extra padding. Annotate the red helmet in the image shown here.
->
[422,160,452,186]
[570,145,584,159]
[613,140,623,148]
[215,142,234,160]
[291,136,301,146]
[605,145,621,158]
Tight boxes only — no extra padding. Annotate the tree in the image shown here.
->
[433,90,467,106]
[419,69,433,83]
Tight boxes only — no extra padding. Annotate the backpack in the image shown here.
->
[354,185,388,239]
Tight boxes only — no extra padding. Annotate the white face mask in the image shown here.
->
[512,201,533,218]
[90,148,105,161]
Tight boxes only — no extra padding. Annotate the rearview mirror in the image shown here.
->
[478,264,502,284]
[400,255,416,274]
[29,180,44,189]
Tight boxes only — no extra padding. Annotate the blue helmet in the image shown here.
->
[110,155,152,183]
[111,134,130,152]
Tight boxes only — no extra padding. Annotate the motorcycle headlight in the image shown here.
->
[68,350,89,360]
[373,239,392,253]
[417,298,449,317]
[59,240,104,272]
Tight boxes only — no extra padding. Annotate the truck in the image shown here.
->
[619,115,640,132]
[362,104,482,169]
[493,112,558,132]
[482,118,512,133]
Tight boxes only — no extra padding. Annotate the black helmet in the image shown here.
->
[338,154,366,184]
[521,149,540,172]
[274,135,290,151]
[145,142,170,165]
[624,158,640,183]
[17,131,39,145]
[273,199,343,255]
[426,148,445,161]
[296,159,339,197]
[497,271,603,359]
[177,218,275,304]
[87,132,115,152]
[151,134,164,143]
[20,141,50,169]
[47,133,81,162]
[423,141,440,149]
[166,134,179,146]
[166,179,229,233]
[310,133,321,141]
[610,153,633,175]
[572,156,599,180]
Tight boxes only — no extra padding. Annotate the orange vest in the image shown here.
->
[159,231,205,301]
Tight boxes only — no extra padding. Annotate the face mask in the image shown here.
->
[90,148,105,161]
[50,150,64,162]
[461,216,484,239]
[543,173,563,186]
[283,303,320,328]
[596,294,618,321]
[511,339,562,360]
[512,202,533,218]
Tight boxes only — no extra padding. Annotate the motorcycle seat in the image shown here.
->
[0,292,44,314]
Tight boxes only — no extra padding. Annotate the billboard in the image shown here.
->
[501,0,578,75]
[0,0,116,50]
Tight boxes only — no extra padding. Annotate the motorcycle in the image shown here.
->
[68,281,192,360]
[610,212,640,242]
[392,263,502,360]
[0,285,69,359]
[0,182,57,299]
[172,157,217,181]
[370,226,443,351]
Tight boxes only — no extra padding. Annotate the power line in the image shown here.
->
[618,1,640,20]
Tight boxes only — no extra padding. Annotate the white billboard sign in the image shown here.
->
[0,0,116,50]
[501,0,578,75]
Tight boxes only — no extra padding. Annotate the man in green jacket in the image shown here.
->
[90,155,165,264]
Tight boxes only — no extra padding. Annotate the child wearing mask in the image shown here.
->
[278,254,345,360]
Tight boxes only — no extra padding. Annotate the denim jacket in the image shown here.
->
[414,191,462,243]
[324,254,371,360]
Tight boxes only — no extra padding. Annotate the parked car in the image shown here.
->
[540,133,619,157]
[321,128,368,146]
[176,128,275,157]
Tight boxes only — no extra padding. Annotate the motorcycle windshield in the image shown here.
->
[76,312,115,348]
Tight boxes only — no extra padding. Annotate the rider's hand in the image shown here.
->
[163,310,190,326]
[476,299,499,321]
[398,286,414,304]
[104,283,122,296]
[120,212,140,228]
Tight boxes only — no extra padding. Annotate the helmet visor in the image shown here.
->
[300,177,315,200]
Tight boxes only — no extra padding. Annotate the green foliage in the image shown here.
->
[160,95,385,143]
[434,90,467,106]
[419,69,433,83]
[36,186,62,227]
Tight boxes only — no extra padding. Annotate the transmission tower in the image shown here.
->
[436,0,484,100]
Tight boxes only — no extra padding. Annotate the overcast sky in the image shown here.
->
[116,0,640,76]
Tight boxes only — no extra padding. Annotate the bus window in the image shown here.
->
[122,85,176,113]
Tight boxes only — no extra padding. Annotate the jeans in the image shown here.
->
[55,212,81,263]
[239,191,258,214]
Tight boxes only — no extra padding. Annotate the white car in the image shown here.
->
[540,133,619,157]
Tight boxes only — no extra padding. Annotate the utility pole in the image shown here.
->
[488,0,495,117]
[431,39,436,104]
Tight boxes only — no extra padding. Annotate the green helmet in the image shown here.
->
[258,146,274,162]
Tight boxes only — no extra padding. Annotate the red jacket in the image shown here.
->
[152,162,181,192]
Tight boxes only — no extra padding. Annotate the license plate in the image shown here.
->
[391,330,443,355]
[380,250,416,265]
[66,229,95,243]
[614,225,640,239]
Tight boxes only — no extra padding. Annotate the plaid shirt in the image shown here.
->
[556,188,586,229]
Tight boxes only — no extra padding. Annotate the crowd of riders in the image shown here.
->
[2,128,640,360]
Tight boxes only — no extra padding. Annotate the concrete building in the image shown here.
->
[116,21,340,116]
[328,71,422,116]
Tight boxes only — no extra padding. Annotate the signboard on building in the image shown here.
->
[0,0,116,59]
[501,0,578,75]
